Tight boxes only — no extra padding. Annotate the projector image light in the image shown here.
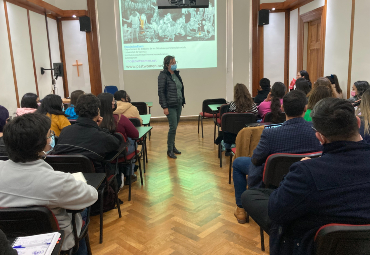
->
[158,0,209,9]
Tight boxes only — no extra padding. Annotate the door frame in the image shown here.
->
[297,5,327,78]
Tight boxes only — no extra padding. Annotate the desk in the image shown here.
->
[84,173,105,190]
[10,230,65,255]
[133,126,153,175]
[208,104,223,112]
[140,114,151,125]
[145,102,153,114]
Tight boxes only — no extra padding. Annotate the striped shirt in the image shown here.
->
[229,101,258,115]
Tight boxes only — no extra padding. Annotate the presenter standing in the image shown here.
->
[158,56,185,159]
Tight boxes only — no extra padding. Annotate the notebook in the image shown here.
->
[12,232,61,255]
[71,172,87,183]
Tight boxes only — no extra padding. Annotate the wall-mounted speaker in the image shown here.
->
[79,16,91,32]
[258,9,269,26]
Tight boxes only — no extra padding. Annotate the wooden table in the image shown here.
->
[10,230,65,255]
[133,126,153,175]
[83,173,106,190]
[145,102,153,114]
[208,104,223,112]
[140,114,151,126]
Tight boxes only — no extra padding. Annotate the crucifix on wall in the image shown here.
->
[72,60,83,77]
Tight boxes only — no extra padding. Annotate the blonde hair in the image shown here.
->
[360,89,370,135]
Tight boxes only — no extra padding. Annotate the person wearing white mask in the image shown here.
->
[158,55,186,159]
[0,113,98,253]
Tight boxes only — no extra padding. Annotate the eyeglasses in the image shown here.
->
[47,130,55,139]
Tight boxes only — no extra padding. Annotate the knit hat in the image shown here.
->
[260,78,271,89]
[0,105,9,132]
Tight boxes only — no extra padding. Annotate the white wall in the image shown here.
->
[264,12,285,85]
[7,3,37,100]
[351,0,370,91]
[62,20,91,94]
[289,8,298,82]
[323,0,352,96]
[47,17,64,98]
[0,0,17,115]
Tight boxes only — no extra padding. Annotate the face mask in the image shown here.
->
[351,90,356,97]
[171,64,177,71]
[43,136,55,155]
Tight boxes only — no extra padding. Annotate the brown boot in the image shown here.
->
[234,206,247,224]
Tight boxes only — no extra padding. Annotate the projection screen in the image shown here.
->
[119,0,217,70]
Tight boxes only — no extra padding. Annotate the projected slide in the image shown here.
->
[119,0,217,70]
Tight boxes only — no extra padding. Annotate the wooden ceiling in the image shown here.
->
[5,0,87,18]
[260,0,315,11]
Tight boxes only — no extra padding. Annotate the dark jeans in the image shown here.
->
[241,188,273,233]
[166,101,182,151]
[74,209,88,255]
[233,157,252,206]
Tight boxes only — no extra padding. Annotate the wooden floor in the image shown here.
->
[89,119,269,254]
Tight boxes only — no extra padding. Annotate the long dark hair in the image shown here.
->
[326,74,342,94]
[70,90,84,106]
[37,94,67,116]
[234,83,253,112]
[21,93,38,109]
[97,93,116,133]
[354,81,370,98]
[300,70,311,83]
[270,82,286,123]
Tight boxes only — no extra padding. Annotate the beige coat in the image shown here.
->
[113,101,142,125]
[233,125,264,159]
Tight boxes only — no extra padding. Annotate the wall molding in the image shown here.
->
[27,9,39,96]
[252,0,260,97]
[284,10,290,87]
[56,18,69,98]
[347,0,355,99]
[260,0,315,11]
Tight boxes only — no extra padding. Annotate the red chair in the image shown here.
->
[315,223,370,255]
[198,98,226,138]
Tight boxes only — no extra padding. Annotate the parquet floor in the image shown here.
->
[89,119,270,254]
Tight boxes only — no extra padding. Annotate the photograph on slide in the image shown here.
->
[120,0,216,44]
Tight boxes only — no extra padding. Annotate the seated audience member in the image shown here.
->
[0,106,9,156]
[0,113,98,253]
[258,82,286,120]
[359,89,370,143]
[233,90,322,224]
[297,70,312,88]
[113,90,142,125]
[254,78,271,105]
[0,229,17,255]
[308,77,335,96]
[349,80,370,105]
[304,86,333,122]
[65,90,84,120]
[243,98,370,255]
[37,94,70,136]
[97,93,139,184]
[16,93,39,116]
[295,78,311,96]
[326,74,343,98]
[54,94,121,173]
[229,83,258,115]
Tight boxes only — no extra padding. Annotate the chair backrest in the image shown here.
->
[131,102,148,115]
[202,98,227,114]
[0,207,59,238]
[129,118,141,127]
[263,152,322,189]
[264,112,286,123]
[221,113,256,134]
[219,104,230,119]
[315,223,370,255]
[45,155,95,173]
[103,85,118,95]
[0,155,8,161]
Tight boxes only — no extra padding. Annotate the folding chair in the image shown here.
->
[131,102,148,115]
[315,223,370,255]
[198,98,226,138]
[103,86,118,95]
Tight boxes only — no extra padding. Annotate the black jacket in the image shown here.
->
[158,70,185,109]
[254,88,270,105]
[54,117,121,173]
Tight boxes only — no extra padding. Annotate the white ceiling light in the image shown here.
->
[272,8,276,11]
[72,15,77,18]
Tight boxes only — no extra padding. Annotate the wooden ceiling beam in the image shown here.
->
[260,0,314,11]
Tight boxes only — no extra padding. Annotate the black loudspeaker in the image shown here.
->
[259,9,269,26]
[79,16,91,32]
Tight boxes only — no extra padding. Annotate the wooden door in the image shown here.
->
[307,19,322,84]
